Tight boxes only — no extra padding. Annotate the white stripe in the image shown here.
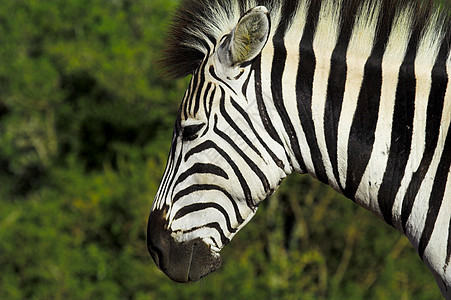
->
[424,168,451,284]
[173,225,224,247]
[407,49,451,249]
[355,7,413,216]
[424,51,451,275]
[282,0,313,173]
[311,0,342,189]
[392,11,446,230]
[337,1,380,188]
[407,121,450,251]
[245,69,291,174]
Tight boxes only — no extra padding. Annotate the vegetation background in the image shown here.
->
[0,0,445,299]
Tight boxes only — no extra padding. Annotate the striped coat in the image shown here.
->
[148,0,451,297]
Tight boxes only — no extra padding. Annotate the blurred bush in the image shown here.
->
[0,0,442,299]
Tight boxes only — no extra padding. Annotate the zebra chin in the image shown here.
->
[147,208,222,282]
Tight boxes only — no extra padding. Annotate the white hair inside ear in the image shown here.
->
[217,6,270,72]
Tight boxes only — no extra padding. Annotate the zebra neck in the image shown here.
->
[258,2,451,236]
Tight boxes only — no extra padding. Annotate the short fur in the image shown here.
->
[151,0,451,295]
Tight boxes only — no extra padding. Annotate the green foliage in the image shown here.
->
[0,1,443,299]
[0,0,184,196]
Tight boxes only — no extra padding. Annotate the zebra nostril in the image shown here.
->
[148,244,163,269]
[147,208,170,271]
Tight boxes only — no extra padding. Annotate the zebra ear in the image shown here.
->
[218,6,270,68]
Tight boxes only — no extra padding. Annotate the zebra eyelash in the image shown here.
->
[182,123,206,141]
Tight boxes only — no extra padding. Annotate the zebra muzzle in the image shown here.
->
[147,209,222,282]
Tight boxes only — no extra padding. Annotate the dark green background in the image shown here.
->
[0,0,444,299]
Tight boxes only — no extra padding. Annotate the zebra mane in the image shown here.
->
[161,0,450,78]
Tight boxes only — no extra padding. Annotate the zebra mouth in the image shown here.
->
[185,241,222,282]
[151,239,222,283]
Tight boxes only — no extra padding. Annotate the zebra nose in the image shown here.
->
[146,209,194,282]
[148,228,218,282]
[147,213,189,282]
[147,209,222,282]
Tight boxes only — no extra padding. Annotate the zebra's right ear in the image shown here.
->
[217,6,270,68]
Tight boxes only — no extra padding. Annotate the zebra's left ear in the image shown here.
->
[217,6,270,68]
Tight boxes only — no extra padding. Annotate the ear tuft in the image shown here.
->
[218,6,270,68]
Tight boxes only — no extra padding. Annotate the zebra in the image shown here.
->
[147,0,451,297]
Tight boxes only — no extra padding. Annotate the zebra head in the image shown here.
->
[148,6,291,282]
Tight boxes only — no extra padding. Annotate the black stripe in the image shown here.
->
[200,82,213,137]
[204,34,216,51]
[183,222,230,246]
[163,146,184,201]
[193,60,207,116]
[160,118,183,198]
[218,88,263,160]
[206,222,230,246]
[207,85,216,119]
[213,114,271,194]
[202,85,216,137]
[171,184,244,224]
[188,59,205,116]
[230,97,285,170]
[418,125,451,259]
[210,237,220,249]
[324,19,352,192]
[377,28,418,227]
[251,56,285,148]
[158,143,176,197]
[344,15,393,200]
[184,140,255,209]
[202,82,212,120]
[447,216,451,271]
[183,72,197,120]
[184,140,215,161]
[159,135,182,203]
[173,163,228,188]
[401,40,449,233]
[209,65,236,95]
[242,71,251,96]
[174,202,237,233]
[296,1,327,181]
[271,5,306,172]
[181,89,188,122]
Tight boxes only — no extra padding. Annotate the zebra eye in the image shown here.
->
[181,123,205,141]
